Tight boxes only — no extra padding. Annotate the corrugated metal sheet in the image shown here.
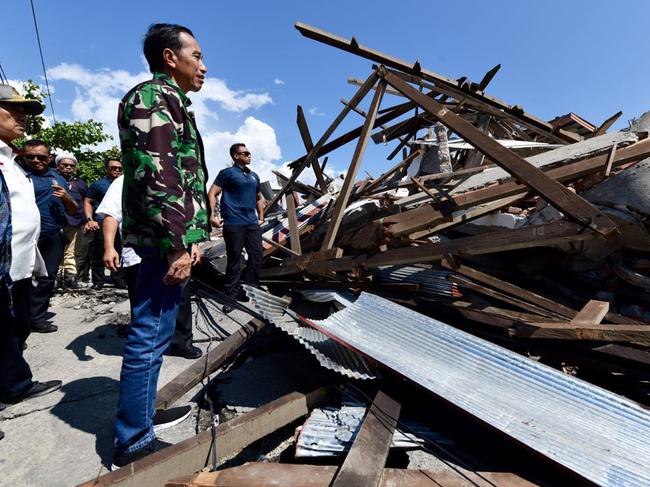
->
[372,265,461,300]
[299,289,356,307]
[303,292,650,486]
[243,285,377,380]
[296,404,448,458]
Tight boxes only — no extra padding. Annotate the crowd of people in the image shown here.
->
[0,22,266,470]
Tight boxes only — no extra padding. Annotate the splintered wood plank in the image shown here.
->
[378,67,617,237]
[571,300,610,325]
[510,322,650,344]
[267,71,379,211]
[296,105,328,193]
[285,192,302,255]
[155,319,266,410]
[332,390,401,487]
[361,149,422,196]
[366,221,596,269]
[78,387,332,487]
[321,80,386,250]
[166,463,538,486]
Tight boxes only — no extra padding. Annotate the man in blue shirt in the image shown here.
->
[20,140,78,333]
[83,158,122,289]
[208,143,264,313]
[56,153,88,289]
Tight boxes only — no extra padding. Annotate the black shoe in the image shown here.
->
[91,282,104,290]
[111,439,172,471]
[0,431,4,441]
[166,344,202,360]
[222,305,233,314]
[31,322,58,333]
[236,289,250,303]
[5,380,62,404]
[65,277,78,289]
[153,405,192,432]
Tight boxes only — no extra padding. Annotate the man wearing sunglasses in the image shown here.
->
[20,140,79,333]
[83,159,123,289]
[208,143,264,313]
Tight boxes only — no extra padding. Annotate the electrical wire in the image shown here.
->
[345,383,499,487]
[28,0,56,123]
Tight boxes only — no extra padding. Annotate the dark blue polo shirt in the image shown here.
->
[214,164,261,226]
[62,177,88,227]
[27,167,68,235]
[87,176,113,221]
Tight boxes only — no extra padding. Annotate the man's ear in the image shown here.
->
[162,47,176,69]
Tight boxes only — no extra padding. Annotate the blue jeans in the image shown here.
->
[113,247,183,455]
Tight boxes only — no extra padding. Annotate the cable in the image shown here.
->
[345,383,498,487]
[29,0,56,123]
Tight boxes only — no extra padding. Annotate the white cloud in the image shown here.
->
[46,63,273,147]
[274,78,285,86]
[307,106,324,117]
[202,116,282,184]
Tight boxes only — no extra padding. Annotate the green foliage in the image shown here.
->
[16,79,120,183]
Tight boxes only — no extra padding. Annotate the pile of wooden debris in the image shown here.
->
[84,22,650,487]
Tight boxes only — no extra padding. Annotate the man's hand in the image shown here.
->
[84,220,100,233]
[191,244,201,266]
[164,249,192,285]
[258,219,265,226]
[210,216,223,228]
[52,185,67,200]
[103,247,121,272]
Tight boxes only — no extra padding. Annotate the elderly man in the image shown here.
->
[0,84,61,408]
[20,140,78,333]
[56,153,88,289]
[112,23,209,468]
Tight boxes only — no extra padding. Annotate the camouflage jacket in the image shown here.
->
[118,72,210,251]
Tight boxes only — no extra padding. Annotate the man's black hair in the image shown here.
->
[143,23,195,73]
[230,143,246,158]
[104,158,121,168]
[23,139,50,152]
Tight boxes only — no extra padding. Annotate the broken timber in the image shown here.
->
[332,390,401,487]
[78,387,332,487]
[377,66,618,237]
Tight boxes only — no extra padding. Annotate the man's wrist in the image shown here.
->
[85,217,93,223]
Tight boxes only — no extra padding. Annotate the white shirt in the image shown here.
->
[95,175,141,268]
[0,140,45,280]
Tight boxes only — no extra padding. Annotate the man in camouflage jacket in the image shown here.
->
[112,23,209,468]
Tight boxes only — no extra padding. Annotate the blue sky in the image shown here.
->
[4,0,650,184]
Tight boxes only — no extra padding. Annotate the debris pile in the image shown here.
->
[87,22,650,487]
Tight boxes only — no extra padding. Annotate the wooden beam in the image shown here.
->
[156,320,266,410]
[267,71,379,211]
[571,300,609,326]
[296,105,329,193]
[285,191,302,255]
[365,221,596,269]
[592,110,623,137]
[262,235,300,256]
[383,138,650,238]
[477,64,501,91]
[378,67,617,237]
[360,149,422,196]
[321,80,386,250]
[167,463,538,487]
[295,23,579,143]
[604,142,617,177]
[332,390,401,487]
[79,387,332,487]
[510,322,650,344]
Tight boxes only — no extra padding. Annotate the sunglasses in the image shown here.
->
[58,163,76,168]
[24,154,50,162]
[108,166,123,172]
[236,151,251,157]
